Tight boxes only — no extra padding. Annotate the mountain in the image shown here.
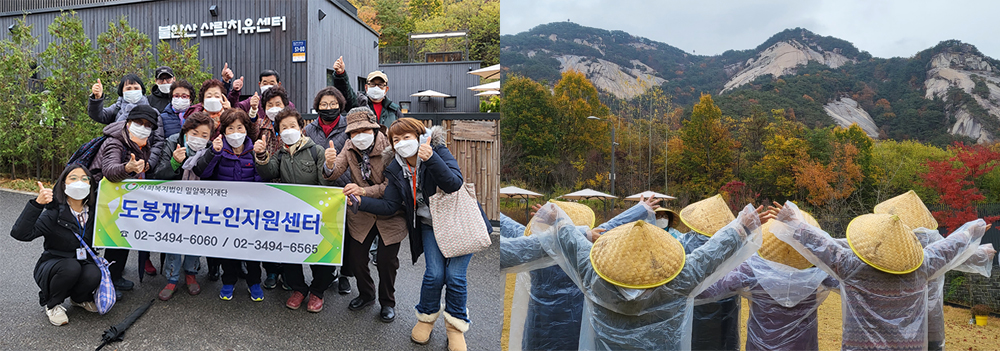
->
[502,22,1000,144]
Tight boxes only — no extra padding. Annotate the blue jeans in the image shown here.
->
[416,225,473,322]
[163,254,200,283]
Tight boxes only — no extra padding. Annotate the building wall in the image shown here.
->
[378,61,484,113]
[0,0,378,111]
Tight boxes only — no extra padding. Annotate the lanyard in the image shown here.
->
[407,163,418,210]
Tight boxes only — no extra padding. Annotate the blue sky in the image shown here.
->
[501,0,1000,59]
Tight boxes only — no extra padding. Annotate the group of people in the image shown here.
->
[11,57,489,351]
[501,191,996,351]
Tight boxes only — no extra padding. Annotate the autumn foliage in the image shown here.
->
[921,142,1000,229]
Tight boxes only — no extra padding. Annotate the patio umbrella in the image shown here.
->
[474,90,500,96]
[410,89,451,97]
[559,188,617,213]
[501,186,544,220]
[467,81,500,91]
[95,299,155,351]
[623,191,676,201]
[468,64,500,79]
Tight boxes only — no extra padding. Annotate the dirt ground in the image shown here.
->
[501,278,1000,351]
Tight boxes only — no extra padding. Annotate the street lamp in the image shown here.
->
[587,116,616,203]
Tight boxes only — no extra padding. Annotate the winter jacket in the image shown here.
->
[10,200,96,306]
[333,71,400,127]
[227,86,297,122]
[88,94,166,170]
[89,120,152,182]
[303,117,351,187]
[194,135,263,182]
[357,126,491,263]
[255,136,329,186]
[148,88,171,113]
[159,103,185,138]
[152,133,210,180]
[323,130,406,245]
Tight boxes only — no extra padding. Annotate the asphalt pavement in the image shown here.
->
[0,189,503,350]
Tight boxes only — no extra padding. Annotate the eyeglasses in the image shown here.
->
[367,82,387,89]
[319,102,340,109]
[172,94,190,99]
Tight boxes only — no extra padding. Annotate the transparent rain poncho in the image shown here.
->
[694,253,839,351]
[522,203,762,350]
[913,228,995,347]
[677,231,741,350]
[500,203,657,351]
[770,202,988,350]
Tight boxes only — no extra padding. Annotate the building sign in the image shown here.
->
[292,40,306,62]
[159,16,287,40]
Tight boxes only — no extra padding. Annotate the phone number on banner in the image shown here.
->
[121,230,320,254]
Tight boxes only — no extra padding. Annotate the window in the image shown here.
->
[444,97,457,109]
[399,101,411,113]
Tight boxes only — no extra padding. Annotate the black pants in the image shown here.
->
[222,259,261,285]
[46,258,101,309]
[349,225,401,307]
[104,248,130,281]
[282,264,336,299]
[206,257,222,273]
[262,261,282,276]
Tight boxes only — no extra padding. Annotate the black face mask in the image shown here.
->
[318,108,341,122]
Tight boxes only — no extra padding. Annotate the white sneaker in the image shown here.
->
[71,300,98,313]
[45,305,68,326]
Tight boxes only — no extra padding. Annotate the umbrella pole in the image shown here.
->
[523,196,530,224]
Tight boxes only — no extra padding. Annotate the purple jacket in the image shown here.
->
[194,136,262,182]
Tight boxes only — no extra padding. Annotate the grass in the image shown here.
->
[0,175,51,192]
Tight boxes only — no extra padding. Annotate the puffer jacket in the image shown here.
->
[194,135,262,182]
[323,130,406,245]
[158,104,184,138]
[255,136,329,186]
[10,200,96,306]
[88,95,166,170]
[303,117,351,187]
[357,126,492,263]
[332,71,400,127]
[89,120,152,182]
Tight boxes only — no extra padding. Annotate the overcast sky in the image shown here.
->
[501,0,1000,59]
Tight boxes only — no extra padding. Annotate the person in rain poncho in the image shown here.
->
[500,197,662,351]
[695,207,839,351]
[676,194,744,350]
[654,208,687,239]
[873,191,996,351]
[769,199,990,351]
[528,200,768,350]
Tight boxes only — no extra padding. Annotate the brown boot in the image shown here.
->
[410,309,439,344]
[443,311,469,351]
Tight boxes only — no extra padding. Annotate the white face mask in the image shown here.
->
[225,133,246,148]
[394,139,419,158]
[128,122,152,140]
[260,85,273,94]
[280,129,301,145]
[656,218,670,229]
[204,98,223,112]
[123,89,143,104]
[352,132,374,150]
[266,107,282,120]
[186,135,208,152]
[171,97,190,112]
[64,181,91,200]
[158,83,172,94]
[366,86,385,101]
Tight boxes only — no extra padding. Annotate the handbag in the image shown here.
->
[73,232,116,315]
[429,182,492,258]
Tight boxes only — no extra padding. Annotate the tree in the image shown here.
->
[872,140,951,204]
[0,17,41,177]
[921,142,1000,230]
[408,0,443,22]
[749,109,808,200]
[795,142,862,207]
[551,70,611,189]
[678,94,735,196]
[375,0,414,48]
[156,36,212,92]
[499,75,559,187]
[96,16,153,101]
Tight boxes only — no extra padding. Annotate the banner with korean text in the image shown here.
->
[93,179,346,266]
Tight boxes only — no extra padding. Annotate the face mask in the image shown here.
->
[204,98,223,112]
[128,122,152,140]
[266,107,282,120]
[158,84,172,94]
[366,86,385,101]
[171,97,190,112]
[352,132,374,150]
[260,85,273,94]
[225,132,246,148]
[64,181,91,201]
[656,218,670,229]
[123,90,143,104]
[280,129,301,145]
[186,135,208,152]
[394,139,419,158]
[318,108,341,122]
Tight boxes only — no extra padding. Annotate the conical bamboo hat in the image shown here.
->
[525,201,595,236]
[679,194,735,237]
[874,190,938,230]
[846,214,924,274]
[759,211,820,269]
[590,220,686,289]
